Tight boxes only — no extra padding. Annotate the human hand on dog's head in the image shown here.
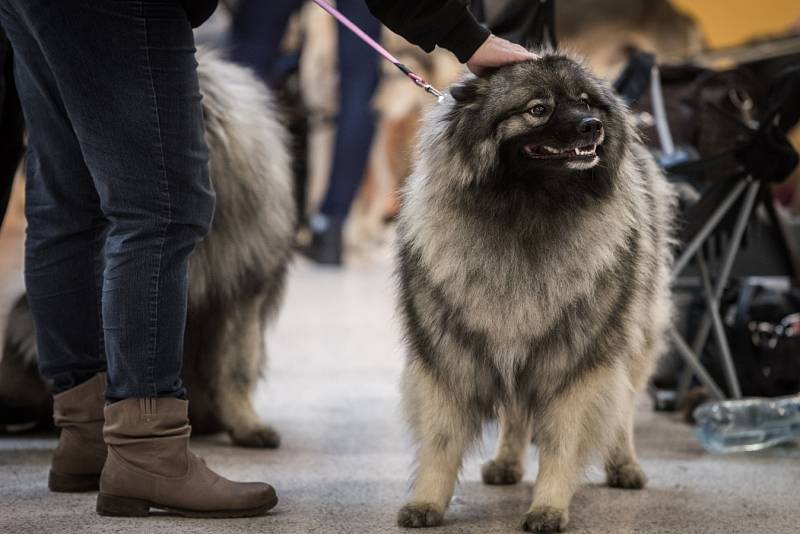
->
[466,35,538,77]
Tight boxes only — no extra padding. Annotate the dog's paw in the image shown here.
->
[522,506,567,533]
[606,461,647,490]
[229,425,281,449]
[481,459,523,485]
[397,502,443,528]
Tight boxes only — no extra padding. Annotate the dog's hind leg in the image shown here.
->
[481,403,531,485]
[524,366,627,533]
[215,300,281,449]
[398,363,480,528]
[604,328,659,490]
[604,390,646,489]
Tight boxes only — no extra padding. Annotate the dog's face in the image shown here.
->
[440,55,631,198]
[495,83,605,173]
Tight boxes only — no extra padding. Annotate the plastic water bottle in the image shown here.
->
[693,395,800,453]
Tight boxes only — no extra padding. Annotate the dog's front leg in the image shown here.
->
[398,365,479,528]
[524,367,626,533]
[525,433,582,533]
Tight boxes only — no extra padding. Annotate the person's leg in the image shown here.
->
[11,0,213,400]
[0,4,106,393]
[308,0,381,264]
[229,0,303,88]
[0,29,25,230]
[1,1,110,493]
[4,0,275,515]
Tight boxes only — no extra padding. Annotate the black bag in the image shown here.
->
[620,51,799,187]
[705,282,800,397]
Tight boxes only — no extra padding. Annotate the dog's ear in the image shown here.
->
[449,77,486,104]
[449,82,477,102]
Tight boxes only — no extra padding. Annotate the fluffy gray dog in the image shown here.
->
[396,54,675,532]
[0,49,296,448]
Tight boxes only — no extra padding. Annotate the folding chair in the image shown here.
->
[625,53,800,405]
[476,5,800,406]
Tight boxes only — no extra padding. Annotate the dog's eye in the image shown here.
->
[579,93,591,108]
[529,104,548,116]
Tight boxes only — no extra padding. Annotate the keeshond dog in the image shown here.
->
[396,54,675,532]
[0,49,296,448]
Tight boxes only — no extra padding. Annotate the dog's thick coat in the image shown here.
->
[396,54,674,532]
[0,50,296,447]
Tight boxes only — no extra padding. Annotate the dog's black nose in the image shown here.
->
[577,117,603,135]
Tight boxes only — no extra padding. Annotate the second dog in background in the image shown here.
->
[1,50,296,448]
[396,54,675,532]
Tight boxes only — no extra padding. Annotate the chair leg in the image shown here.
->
[672,179,750,279]
[671,179,760,405]
[697,255,743,398]
[670,328,726,400]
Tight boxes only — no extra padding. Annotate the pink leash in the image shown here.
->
[311,0,446,102]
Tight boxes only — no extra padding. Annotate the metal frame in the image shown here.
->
[667,181,758,402]
[650,64,762,403]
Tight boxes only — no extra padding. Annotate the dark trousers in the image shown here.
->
[0,0,215,399]
[231,0,380,221]
[0,28,24,229]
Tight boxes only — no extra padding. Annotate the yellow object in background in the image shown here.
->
[671,0,800,49]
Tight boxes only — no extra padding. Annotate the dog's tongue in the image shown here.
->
[523,144,555,156]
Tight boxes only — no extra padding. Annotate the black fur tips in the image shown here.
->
[606,461,648,490]
[481,459,524,485]
[397,502,444,528]
[522,506,567,533]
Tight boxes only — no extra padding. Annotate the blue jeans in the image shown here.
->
[0,0,215,399]
[231,0,380,221]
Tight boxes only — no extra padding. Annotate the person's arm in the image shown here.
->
[364,0,535,76]
[364,0,488,63]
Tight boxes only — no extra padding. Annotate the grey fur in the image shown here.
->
[0,49,296,447]
[396,54,675,531]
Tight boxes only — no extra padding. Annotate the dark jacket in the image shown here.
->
[365,0,490,63]
[188,1,489,62]
[475,0,555,49]
[181,0,218,28]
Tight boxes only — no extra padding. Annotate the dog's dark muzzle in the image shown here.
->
[577,117,603,136]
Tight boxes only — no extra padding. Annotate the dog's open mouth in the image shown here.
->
[522,143,598,160]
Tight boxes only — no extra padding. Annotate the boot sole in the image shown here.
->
[48,470,100,492]
[96,492,278,518]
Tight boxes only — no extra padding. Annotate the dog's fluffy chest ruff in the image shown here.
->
[402,184,630,344]
[398,179,636,394]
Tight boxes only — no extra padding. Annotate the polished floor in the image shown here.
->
[1,194,799,533]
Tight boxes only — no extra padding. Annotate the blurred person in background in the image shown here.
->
[231,0,537,265]
[231,0,382,265]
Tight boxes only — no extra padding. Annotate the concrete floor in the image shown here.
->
[2,226,800,533]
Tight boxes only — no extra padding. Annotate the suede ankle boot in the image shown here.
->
[49,372,107,492]
[96,397,277,517]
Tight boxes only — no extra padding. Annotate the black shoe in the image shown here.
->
[302,214,343,265]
